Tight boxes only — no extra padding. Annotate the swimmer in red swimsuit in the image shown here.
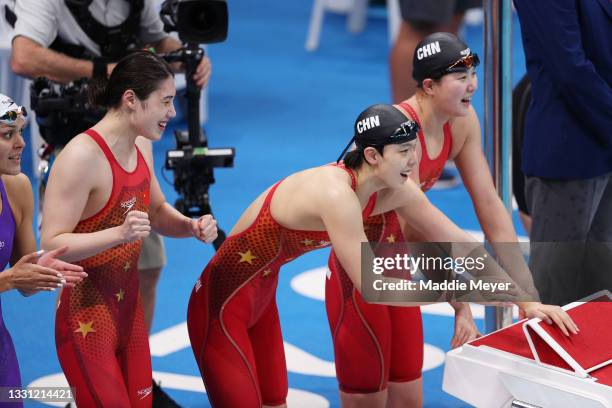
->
[40,51,217,407]
[187,103,577,408]
[326,33,547,408]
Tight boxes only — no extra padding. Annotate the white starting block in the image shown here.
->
[443,291,612,408]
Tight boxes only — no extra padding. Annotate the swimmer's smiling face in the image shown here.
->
[364,139,418,187]
[384,140,418,185]
[0,117,26,175]
[129,76,176,141]
[424,67,478,117]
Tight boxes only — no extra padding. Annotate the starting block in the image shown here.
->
[443,291,612,408]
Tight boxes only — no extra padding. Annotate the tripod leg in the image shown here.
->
[213,229,226,251]
[204,210,226,251]
[197,199,226,250]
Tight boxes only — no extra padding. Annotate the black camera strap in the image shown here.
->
[4,3,17,28]
[50,0,144,62]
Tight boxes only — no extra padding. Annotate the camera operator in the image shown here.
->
[10,0,211,87]
[9,1,212,406]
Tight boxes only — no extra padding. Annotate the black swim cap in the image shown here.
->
[412,32,479,82]
[336,104,419,163]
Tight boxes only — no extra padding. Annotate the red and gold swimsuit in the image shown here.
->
[326,101,454,393]
[187,163,375,408]
[55,129,152,408]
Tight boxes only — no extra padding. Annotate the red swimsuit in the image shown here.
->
[326,101,453,393]
[55,129,152,407]
[187,164,376,408]
[401,102,453,192]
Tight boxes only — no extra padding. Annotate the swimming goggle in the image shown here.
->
[0,106,27,124]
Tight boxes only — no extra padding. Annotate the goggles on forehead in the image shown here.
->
[336,119,419,163]
[390,120,419,140]
[0,106,27,124]
[357,119,419,148]
[445,52,480,73]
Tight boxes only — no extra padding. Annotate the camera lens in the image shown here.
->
[174,0,228,44]
[192,9,211,27]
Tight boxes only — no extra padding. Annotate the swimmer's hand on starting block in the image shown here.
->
[519,302,580,337]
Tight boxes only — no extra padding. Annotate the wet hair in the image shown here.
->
[343,145,385,170]
[88,50,174,109]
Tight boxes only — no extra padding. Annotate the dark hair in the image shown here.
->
[343,145,385,170]
[89,50,174,109]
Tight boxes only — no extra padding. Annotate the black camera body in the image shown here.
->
[30,77,105,147]
[160,0,228,44]
[159,0,232,246]
[165,128,234,217]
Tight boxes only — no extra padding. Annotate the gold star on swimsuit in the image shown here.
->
[386,234,396,243]
[262,269,272,277]
[301,239,314,246]
[115,289,125,302]
[238,250,257,265]
[123,262,131,272]
[75,321,96,338]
